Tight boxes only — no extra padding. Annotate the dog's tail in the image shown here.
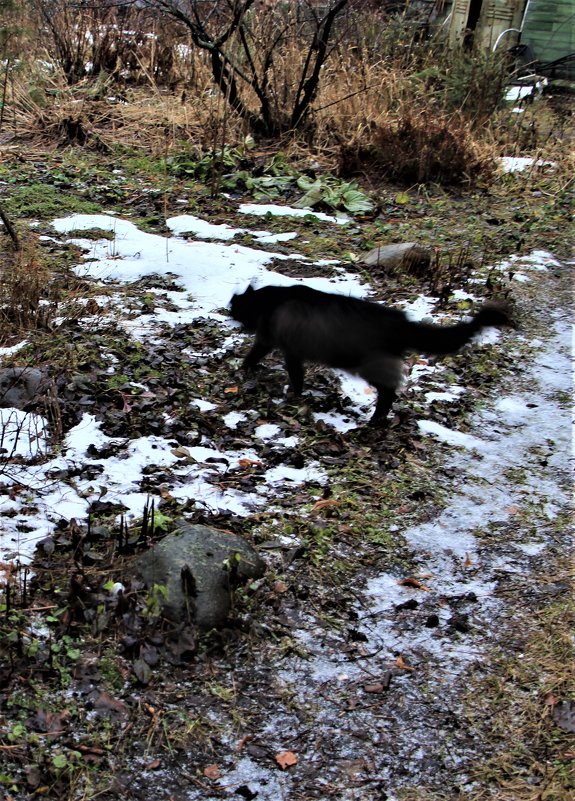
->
[405,304,511,355]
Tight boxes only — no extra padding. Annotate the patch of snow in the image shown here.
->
[335,370,375,421]
[52,213,366,326]
[499,157,556,173]
[417,420,489,451]
[473,326,502,345]
[0,340,28,358]
[313,411,358,432]
[254,423,282,440]
[0,409,49,458]
[424,387,465,403]
[517,541,547,556]
[255,231,298,244]
[222,411,246,428]
[166,214,252,240]
[451,289,478,301]
[216,756,290,799]
[399,295,437,321]
[264,463,326,486]
[191,398,218,412]
[238,202,349,225]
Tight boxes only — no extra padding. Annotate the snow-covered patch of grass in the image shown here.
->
[0,409,49,458]
[0,217,565,577]
[237,202,349,225]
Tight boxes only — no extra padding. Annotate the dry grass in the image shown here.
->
[465,563,575,801]
[0,239,56,347]
[1,4,519,180]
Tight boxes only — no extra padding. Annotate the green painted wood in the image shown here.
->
[521,0,575,77]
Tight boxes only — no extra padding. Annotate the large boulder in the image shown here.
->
[134,522,266,628]
[0,367,46,409]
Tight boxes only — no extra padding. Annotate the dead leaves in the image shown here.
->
[93,691,128,718]
[275,750,298,770]
[398,576,430,592]
[28,709,70,738]
[238,457,262,469]
[311,498,340,513]
[203,763,221,780]
[363,671,391,693]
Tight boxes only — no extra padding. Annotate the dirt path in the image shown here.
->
[115,258,572,800]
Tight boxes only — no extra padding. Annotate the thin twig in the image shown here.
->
[0,199,20,251]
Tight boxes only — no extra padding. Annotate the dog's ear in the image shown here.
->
[245,284,255,294]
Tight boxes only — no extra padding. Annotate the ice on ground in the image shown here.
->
[417,420,490,451]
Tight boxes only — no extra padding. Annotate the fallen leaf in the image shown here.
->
[172,446,192,458]
[145,758,161,770]
[363,683,385,694]
[203,764,221,780]
[132,658,152,685]
[273,580,288,594]
[28,709,70,737]
[395,655,413,671]
[398,577,430,592]
[311,499,339,512]
[395,191,410,204]
[464,552,473,567]
[238,457,262,469]
[276,750,298,770]
[224,386,239,394]
[93,692,128,718]
[237,734,253,752]
[544,692,559,706]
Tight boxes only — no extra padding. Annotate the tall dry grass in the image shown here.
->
[0,3,547,179]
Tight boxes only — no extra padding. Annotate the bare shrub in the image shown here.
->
[144,0,352,136]
[338,110,494,185]
[31,0,192,88]
[0,245,55,346]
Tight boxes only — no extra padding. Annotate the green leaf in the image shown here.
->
[340,189,374,214]
[52,754,68,770]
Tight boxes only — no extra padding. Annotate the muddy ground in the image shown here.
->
[0,142,573,801]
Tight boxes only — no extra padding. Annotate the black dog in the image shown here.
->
[230,284,509,423]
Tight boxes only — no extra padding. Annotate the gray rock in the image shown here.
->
[134,522,266,628]
[0,367,45,409]
[362,242,432,273]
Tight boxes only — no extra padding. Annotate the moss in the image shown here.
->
[3,183,101,220]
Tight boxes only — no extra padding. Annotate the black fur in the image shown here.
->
[230,284,510,423]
